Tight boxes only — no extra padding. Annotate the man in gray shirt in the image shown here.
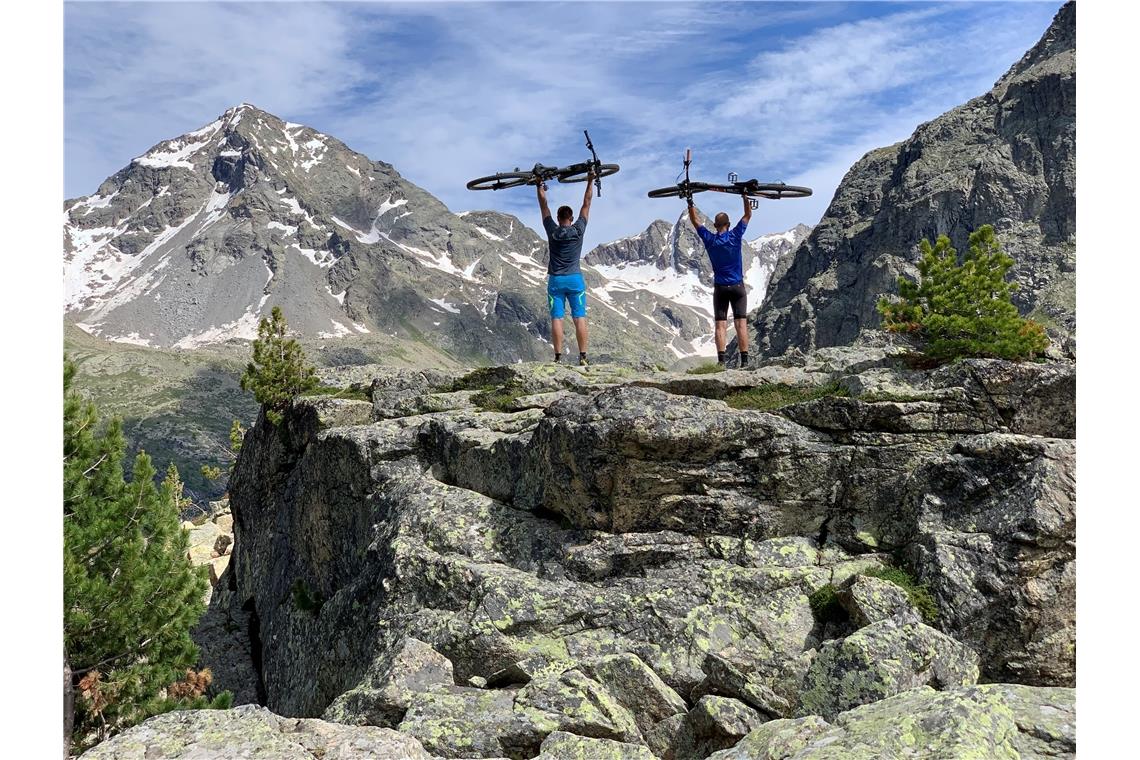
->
[537,169,594,365]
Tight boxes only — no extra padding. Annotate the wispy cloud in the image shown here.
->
[65,1,1063,244]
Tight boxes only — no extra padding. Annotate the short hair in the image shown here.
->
[714,212,730,229]
[557,205,573,222]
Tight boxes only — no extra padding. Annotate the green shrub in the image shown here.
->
[64,358,219,746]
[291,578,325,614]
[808,584,848,626]
[686,362,725,375]
[472,385,523,412]
[865,565,939,623]
[229,419,245,455]
[240,306,319,425]
[877,225,1048,363]
[725,381,849,410]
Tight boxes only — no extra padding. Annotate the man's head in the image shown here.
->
[557,205,574,225]
[714,212,731,232]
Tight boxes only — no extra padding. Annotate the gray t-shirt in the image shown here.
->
[543,216,587,275]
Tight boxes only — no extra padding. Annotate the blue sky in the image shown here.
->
[65,0,1063,244]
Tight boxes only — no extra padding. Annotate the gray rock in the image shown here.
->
[797,617,980,720]
[79,704,442,759]
[324,637,456,727]
[207,346,1074,755]
[536,731,655,760]
[396,686,550,759]
[837,576,919,627]
[579,654,688,736]
[708,683,1074,760]
[674,696,768,760]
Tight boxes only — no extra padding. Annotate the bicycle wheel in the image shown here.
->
[647,182,710,199]
[466,171,535,191]
[748,182,813,200]
[558,164,620,183]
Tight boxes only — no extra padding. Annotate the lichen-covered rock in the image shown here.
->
[979,683,1075,759]
[797,617,979,720]
[579,654,688,736]
[516,385,841,537]
[79,704,443,759]
[535,731,656,760]
[211,344,1073,756]
[837,576,918,627]
[708,684,1074,760]
[324,637,456,727]
[905,432,1075,686]
[672,696,769,760]
[706,716,830,760]
[396,685,549,759]
[514,668,642,744]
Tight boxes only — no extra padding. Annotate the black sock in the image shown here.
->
[740,352,749,367]
[554,352,562,362]
[579,352,587,361]
[717,351,726,364]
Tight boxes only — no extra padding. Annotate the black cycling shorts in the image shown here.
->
[712,282,748,321]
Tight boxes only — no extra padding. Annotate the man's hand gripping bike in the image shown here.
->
[466,130,619,196]
[646,149,812,205]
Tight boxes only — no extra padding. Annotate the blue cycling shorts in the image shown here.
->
[547,273,587,319]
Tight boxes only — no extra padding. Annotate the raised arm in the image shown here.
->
[579,168,595,221]
[741,192,752,225]
[537,179,551,220]
[687,198,701,229]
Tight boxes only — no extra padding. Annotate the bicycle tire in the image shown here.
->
[466,172,535,191]
[558,164,620,183]
[647,182,711,199]
[748,182,813,200]
[703,182,813,200]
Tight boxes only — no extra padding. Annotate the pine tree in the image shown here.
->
[64,359,218,743]
[877,225,1048,362]
[240,306,318,425]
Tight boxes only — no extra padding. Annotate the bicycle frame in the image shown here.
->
[584,130,603,197]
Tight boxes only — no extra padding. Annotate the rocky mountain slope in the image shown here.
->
[111,345,1076,760]
[752,1,1075,358]
[64,105,804,364]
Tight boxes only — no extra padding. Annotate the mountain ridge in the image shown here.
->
[64,104,809,364]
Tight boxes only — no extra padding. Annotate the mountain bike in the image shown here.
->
[646,149,812,207]
[466,130,619,196]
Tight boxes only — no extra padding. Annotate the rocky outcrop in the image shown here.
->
[752,2,1075,358]
[708,684,1074,760]
[78,704,484,759]
[183,344,1074,758]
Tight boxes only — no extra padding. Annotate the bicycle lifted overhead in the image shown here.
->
[646,148,812,205]
[466,130,620,196]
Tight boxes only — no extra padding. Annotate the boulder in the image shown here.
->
[325,637,456,727]
[837,575,919,627]
[708,683,1074,760]
[535,731,655,760]
[579,654,687,736]
[797,617,980,720]
[79,704,445,759]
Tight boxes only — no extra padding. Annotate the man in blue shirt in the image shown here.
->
[688,193,752,367]
[537,169,594,365]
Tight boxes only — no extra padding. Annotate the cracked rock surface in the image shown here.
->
[152,345,1075,759]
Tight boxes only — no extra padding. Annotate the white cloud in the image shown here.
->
[65,0,1063,245]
